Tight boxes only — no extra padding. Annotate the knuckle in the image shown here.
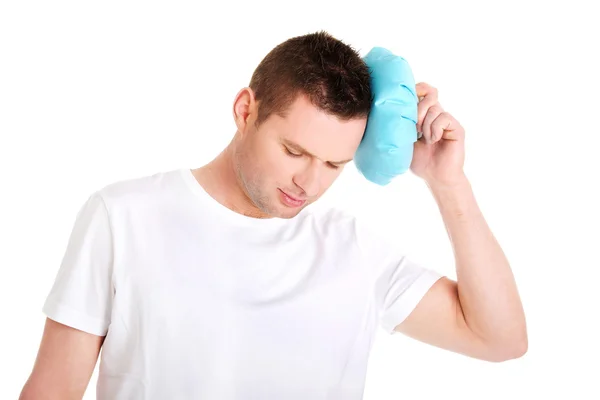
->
[438,111,449,119]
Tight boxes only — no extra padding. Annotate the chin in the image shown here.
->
[253,189,311,219]
[277,208,304,219]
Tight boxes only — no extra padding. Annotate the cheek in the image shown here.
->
[320,168,342,190]
[274,146,304,171]
[261,144,296,180]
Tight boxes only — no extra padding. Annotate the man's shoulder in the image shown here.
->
[93,168,184,207]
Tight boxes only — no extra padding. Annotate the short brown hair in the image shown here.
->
[249,31,372,126]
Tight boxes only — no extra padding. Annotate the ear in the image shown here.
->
[233,87,257,133]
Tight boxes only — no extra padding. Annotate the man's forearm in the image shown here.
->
[428,174,527,353]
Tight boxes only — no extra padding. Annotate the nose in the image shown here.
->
[293,160,320,198]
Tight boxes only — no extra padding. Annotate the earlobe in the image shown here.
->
[233,87,256,132]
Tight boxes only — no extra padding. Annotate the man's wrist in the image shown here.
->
[426,174,477,218]
[425,172,470,194]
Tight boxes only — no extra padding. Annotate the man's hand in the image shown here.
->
[410,82,466,187]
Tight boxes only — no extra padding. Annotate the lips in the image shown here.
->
[279,189,306,208]
[282,190,304,202]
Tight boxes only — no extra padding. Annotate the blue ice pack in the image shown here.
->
[355,47,419,186]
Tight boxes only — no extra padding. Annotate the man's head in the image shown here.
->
[231,31,372,219]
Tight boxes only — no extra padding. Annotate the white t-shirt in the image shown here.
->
[42,168,443,399]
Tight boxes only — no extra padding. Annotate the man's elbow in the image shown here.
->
[19,379,50,400]
[19,381,39,400]
[486,333,528,362]
[19,381,76,400]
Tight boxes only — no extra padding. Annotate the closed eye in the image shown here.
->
[284,145,341,169]
[284,147,302,157]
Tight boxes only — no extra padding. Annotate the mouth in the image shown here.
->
[278,189,307,208]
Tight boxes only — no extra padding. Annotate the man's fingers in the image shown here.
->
[417,96,438,133]
[416,82,438,99]
[416,83,439,133]
[421,105,444,144]
[415,83,464,144]
[431,112,464,141]
[430,112,452,142]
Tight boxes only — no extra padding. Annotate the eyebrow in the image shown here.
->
[282,139,354,166]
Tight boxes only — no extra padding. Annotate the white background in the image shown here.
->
[1,0,599,398]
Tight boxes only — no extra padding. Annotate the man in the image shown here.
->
[20,31,527,399]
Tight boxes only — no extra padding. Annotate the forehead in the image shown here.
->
[270,95,367,159]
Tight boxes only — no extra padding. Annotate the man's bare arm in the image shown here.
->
[19,318,105,400]
[396,177,527,361]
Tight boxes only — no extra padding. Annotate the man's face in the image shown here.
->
[234,92,367,219]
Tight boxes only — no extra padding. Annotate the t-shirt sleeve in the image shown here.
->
[356,219,444,334]
[42,191,115,336]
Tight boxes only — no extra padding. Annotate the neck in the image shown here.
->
[193,143,269,219]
